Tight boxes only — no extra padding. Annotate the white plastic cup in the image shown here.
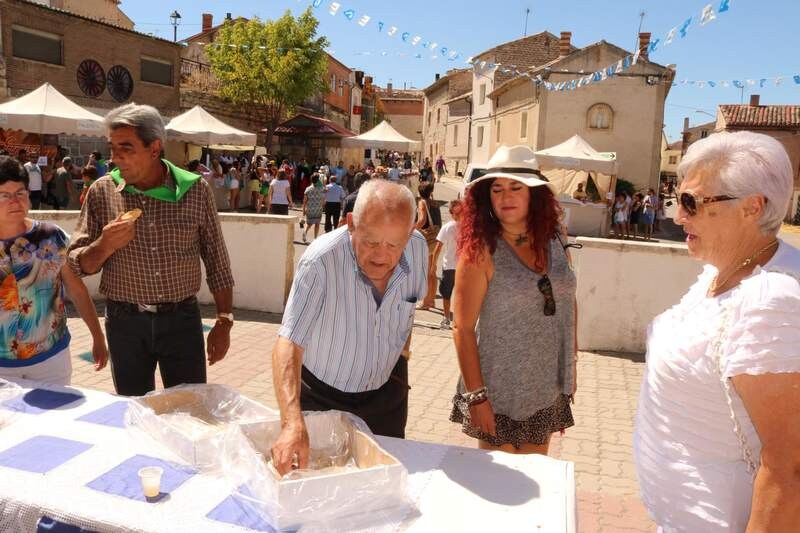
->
[138,466,164,499]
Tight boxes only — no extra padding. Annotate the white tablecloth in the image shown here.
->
[0,381,575,532]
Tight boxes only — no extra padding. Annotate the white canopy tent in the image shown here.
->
[165,106,257,146]
[341,120,421,152]
[0,83,105,136]
[534,134,618,201]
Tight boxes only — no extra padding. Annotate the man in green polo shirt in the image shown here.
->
[68,103,236,396]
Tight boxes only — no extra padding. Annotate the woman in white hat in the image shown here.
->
[450,145,577,454]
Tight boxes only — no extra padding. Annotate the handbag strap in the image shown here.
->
[710,302,759,479]
[710,265,800,480]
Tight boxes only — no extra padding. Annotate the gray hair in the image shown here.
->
[105,103,166,147]
[678,131,793,234]
[353,179,415,228]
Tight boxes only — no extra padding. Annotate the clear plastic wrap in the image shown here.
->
[0,378,23,428]
[125,384,414,531]
[125,384,278,471]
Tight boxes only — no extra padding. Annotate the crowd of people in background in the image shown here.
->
[612,187,667,241]
[0,148,112,211]
[184,150,443,244]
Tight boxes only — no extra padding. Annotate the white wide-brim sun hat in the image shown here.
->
[466,145,554,190]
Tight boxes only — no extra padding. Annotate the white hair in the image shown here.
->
[678,131,793,234]
[352,179,415,228]
[105,103,166,146]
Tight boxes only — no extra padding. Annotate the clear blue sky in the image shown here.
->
[125,0,799,142]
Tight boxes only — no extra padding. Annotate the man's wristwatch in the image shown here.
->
[216,312,234,325]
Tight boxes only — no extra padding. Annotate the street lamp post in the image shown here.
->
[170,10,182,42]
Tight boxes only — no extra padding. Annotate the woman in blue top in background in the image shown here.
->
[0,156,107,385]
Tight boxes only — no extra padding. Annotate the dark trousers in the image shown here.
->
[51,196,69,210]
[269,204,289,215]
[29,190,42,209]
[324,202,341,232]
[300,357,409,438]
[104,298,206,396]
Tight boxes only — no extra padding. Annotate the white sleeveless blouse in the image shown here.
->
[634,240,800,532]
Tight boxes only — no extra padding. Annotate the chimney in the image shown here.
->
[387,82,393,94]
[559,32,572,57]
[749,94,760,106]
[354,70,364,88]
[683,117,689,131]
[435,73,441,81]
[202,13,213,33]
[638,32,651,60]
[226,13,232,21]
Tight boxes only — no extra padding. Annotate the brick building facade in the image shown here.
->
[469,32,570,164]
[0,0,181,163]
[422,69,471,171]
[375,84,423,144]
[0,0,180,111]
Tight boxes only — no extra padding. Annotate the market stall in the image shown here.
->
[0,82,106,165]
[534,134,618,237]
[0,379,576,532]
[273,114,360,168]
[343,121,422,193]
[165,106,258,210]
[341,120,422,154]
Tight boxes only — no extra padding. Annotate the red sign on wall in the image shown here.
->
[352,105,362,115]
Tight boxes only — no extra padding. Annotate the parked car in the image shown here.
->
[458,164,488,193]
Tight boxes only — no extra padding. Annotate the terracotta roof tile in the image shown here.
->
[719,104,800,130]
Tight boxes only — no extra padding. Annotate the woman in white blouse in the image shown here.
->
[634,131,800,532]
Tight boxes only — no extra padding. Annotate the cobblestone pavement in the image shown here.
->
[66,300,655,533]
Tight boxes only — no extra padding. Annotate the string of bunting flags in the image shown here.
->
[672,75,800,89]
[468,0,735,92]
[305,0,464,62]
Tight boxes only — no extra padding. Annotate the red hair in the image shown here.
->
[457,178,561,270]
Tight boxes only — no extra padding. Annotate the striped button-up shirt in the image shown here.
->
[279,227,428,393]
[67,171,234,304]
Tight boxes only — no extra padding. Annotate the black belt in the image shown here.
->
[107,296,197,314]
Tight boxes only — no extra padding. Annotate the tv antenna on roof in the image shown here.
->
[524,8,531,37]
[635,11,646,51]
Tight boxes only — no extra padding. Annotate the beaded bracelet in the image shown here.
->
[461,386,488,406]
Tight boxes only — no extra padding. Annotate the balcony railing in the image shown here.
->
[180,58,219,91]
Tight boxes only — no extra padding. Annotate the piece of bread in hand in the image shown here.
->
[120,208,143,221]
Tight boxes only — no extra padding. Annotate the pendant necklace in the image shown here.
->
[503,230,529,246]
[709,240,778,295]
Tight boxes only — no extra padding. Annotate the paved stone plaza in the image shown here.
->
[67,304,656,533]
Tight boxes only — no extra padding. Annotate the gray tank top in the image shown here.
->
[459,236,577,421]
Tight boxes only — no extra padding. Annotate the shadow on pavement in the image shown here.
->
[590,351,646,364]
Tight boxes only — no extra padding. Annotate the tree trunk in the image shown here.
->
[793,193,800,225]
[265,126,275,153]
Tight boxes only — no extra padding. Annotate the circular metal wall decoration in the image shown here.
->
[107,65,134,103]
[76,59,106,98]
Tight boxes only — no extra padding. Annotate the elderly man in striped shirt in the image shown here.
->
[271,179,428,475]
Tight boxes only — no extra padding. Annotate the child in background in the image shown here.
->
[430,200,463,329]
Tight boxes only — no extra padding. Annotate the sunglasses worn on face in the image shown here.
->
[679,191,738,216]
[537,275,556,316]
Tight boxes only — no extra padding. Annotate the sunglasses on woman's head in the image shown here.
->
[537,275,556,316]
[679,190,738,216]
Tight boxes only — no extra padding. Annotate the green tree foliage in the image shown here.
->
[615,178,635,197]
[206,9,329,150]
